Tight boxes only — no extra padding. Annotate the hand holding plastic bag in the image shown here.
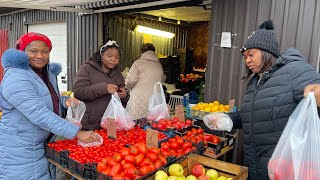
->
[66,101,86,128]
[203,112,233,132]
[268,92,320,180]
[146,82,169,121]
[100,93,135,130]
[77,132,103,148]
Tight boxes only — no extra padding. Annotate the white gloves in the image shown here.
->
[203,112,233,132]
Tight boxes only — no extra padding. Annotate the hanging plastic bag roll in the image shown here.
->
[100,92,135,130]
[268,92,320,180]
[146,82,170,121]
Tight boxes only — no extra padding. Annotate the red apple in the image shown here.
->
[197,175,210,180]
[191,164,205,177]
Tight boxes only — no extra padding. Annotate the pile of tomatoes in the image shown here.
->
[181,127,221,146]
[96,142,167,179]
[150,117,193,131]
[47,127,167,164]
[160,135,196,157]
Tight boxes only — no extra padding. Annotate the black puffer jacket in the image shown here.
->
[229,48,320,180]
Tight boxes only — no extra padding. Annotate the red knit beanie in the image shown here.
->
[16,32,52,51]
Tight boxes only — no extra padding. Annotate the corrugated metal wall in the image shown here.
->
[0,10,66,48]
[67,13,100,89]
[106,15,188,70]
[205,0,320,106]
[0,29,9,81]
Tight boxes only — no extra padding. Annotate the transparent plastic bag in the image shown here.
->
[268,92,320,180]
[203,112,233,132]
[66,101,86,128]
[77,133,103,148]
[100,93,135,130]
[146,82,169,121]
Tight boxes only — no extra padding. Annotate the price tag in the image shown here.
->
[107,118,117,139]
[146,128,159,148]
[175,105,185,122]
[228,99,235,112]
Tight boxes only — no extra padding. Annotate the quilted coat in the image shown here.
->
[125,51,166,120]
[228,48,320,180]
[73,58,127,130]
[0,49,80,180]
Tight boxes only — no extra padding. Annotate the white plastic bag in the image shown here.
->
[268,92,320,180]
[66,101,86,128]
[203,112,233,132]
[146,82,169,121]
[100,93,135,130]
[77,133,103,148]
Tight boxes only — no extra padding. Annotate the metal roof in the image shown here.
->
[0,0,202,14]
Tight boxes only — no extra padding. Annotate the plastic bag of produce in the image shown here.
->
[146,82,169,121]
[203,112,233,132]
[100,92,135,130]
[268,92,320,180]
[77,133,103,148]
[66,101,86,128]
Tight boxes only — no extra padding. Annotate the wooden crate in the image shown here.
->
[179,154,248,180]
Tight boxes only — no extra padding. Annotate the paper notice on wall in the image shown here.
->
[220,32,232,48]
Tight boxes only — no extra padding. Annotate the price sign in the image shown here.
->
[228,99,235,112]
[175,105,185,122]
[107,118,117,139]
[146,128,159,148]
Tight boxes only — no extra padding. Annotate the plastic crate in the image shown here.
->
[84,163,98,180]
[68,157,85,177]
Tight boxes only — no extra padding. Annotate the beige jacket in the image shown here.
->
[125,51,166,119]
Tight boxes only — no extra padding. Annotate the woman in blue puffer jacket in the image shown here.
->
[0,32,100,180]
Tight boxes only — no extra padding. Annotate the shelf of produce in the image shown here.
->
[48,158,84,180]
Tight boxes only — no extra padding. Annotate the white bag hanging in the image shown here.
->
[146,82,169,121]
[66,101,86,128]
[268,92,320,180]
[100,93,135,130]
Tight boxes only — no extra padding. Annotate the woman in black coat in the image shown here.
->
[211,20,320,180]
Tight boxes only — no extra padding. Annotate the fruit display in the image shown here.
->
[155,163,231,180]
[96,142,168,179]
[160,135,197,158]
[188,101,229,120]
[150,117,193,131]
[47,127,167,164]
[180,127,221,147]
[180,73,203,83]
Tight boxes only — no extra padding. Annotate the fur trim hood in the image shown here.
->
[1,48,62,76]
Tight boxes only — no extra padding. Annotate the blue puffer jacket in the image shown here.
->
[228,48,320,180]
[0,49,80,180]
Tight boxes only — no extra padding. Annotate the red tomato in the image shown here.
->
[139,166,151,175]
[135,153,145,165]
[154,160,163,169]
[124,155,136,164]
[130,146,139,156]
[109,163,122,177]
[140,158,151,166]
[102,167,111,175]
[113,153,122,162]
[146,152,158,162]
[176,138,184,146]
[96,162,106,172]
[120,147,130,157]
[149,163,156,172]
[148,148,160,155]
[203,135,213,142]
[169,142,179,150]
[136,143,147,154]
[196,128,204,134]
[158,155,167,164]
[212,135,221,144]
[182,142,192,150]
[123,163,136,170]
[124,167,139,179]
[168,138,177,143]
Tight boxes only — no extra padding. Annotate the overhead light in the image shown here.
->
[134,25,175,39]
[158,17,162,21]
[177,20,181,25]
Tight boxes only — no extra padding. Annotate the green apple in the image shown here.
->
[186,175,197,180]
[155,170,168,180]
[216,176,227,180]
[168,164,184,176]
[206,169,219,180]
[168,176,177,180]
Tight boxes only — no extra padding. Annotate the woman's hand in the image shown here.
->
[106,84,118,94]
[76,131,100,143]
[65,97,80,107]
[118,88,127,99]
[304,84,320,107]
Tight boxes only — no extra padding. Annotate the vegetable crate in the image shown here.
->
[175,154,247,180]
